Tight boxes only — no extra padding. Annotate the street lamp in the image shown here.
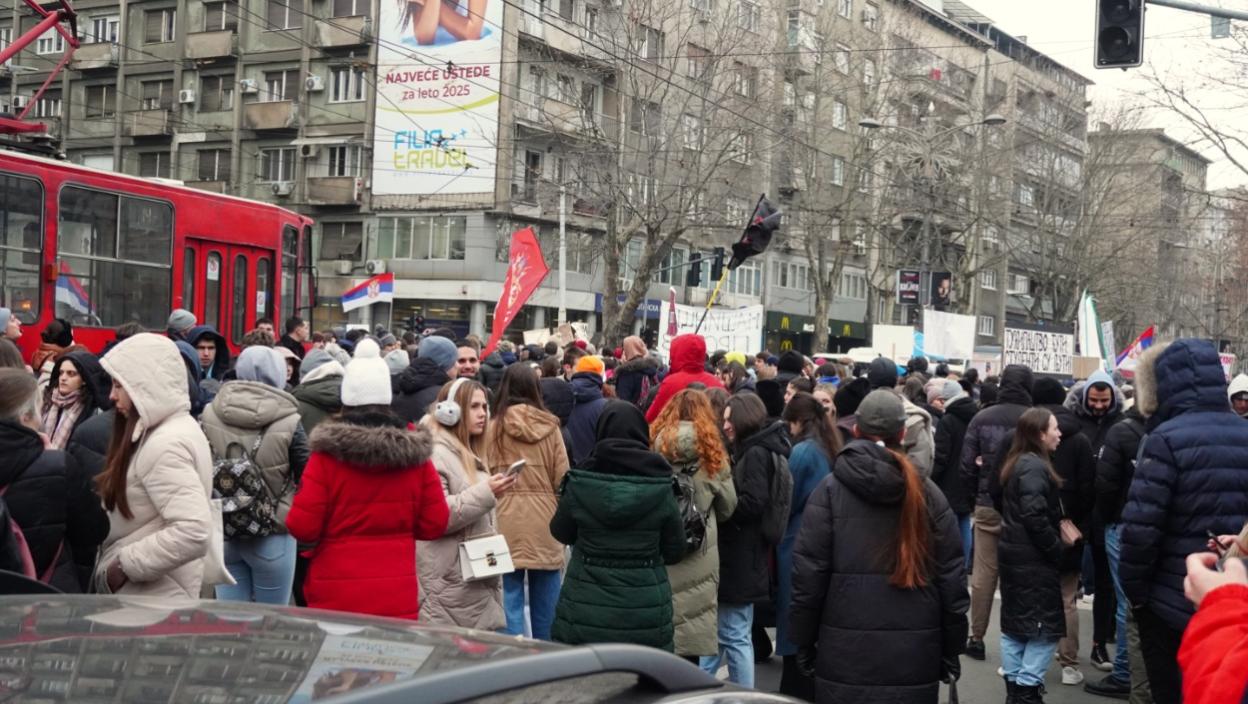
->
[857,111,1007,314]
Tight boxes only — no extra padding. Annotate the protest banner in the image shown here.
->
[872,325,915,363]
[657,303,763,360]
[921,310,976,360]
[1003,324,1075,377]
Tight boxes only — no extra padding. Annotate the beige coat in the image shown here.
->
[658,422,738,656]
[96,333,216,599]
[902,397,935,479]
[485,404,569,570]
[417,428,504,630]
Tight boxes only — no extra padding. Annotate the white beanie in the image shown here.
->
[341,338,392,407]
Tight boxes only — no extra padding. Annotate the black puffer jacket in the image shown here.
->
[789,440,968,704]
[998,452,1064,639]
[65,409,114,480]
[479,352,507,392]
[613,356,659,406]
[961,365,1033,510]
[0,420,109,592]
[392,357,451,423]
[44,350,113,434]
[1040,404,1096,572]
[540,377,576,463]
[932,395,976,515]
[1094,408,1146,525]
[717,422,789,604]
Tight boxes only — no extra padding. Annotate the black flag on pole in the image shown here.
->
[729,196,782,270]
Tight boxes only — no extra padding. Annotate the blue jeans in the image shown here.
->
[1001,634,1059,687]
[958,513,972,569]
[701,602,754,688]
[1104,523,1131,681]
[215,533,297,605]
[503,569,561,641]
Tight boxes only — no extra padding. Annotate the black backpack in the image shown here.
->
[672,466,708,556]
[760,452,793,545]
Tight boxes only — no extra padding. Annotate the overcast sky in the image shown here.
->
[959,0,1246,189]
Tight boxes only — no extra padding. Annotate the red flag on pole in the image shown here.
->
[483,227,549,357]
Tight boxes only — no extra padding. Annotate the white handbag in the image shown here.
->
[203,498,237,587]
[458,534,514,582]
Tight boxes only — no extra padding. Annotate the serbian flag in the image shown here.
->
[341,273,395,313]
[483,227,549,357]
[1114,325,1155,378]
[55,267,94,316]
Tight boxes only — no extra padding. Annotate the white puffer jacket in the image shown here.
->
[96,333,216,599]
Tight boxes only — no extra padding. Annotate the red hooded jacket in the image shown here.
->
[644,335,724,423]
[1179,583,1248,704]
[286,418,449,620]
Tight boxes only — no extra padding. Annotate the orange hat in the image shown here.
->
[574,355,605,377]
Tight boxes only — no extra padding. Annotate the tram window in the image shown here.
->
[58,186,172,328]
[280,226,296,322]
[205,252,222,331]
[183,247,196,311]
[0,174,43,323]
[231,254,247,344]
[256,256,272,320]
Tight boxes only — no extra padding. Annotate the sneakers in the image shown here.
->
[1062,666,1085,685]
[966,638,986,660]
[1091,643,1113,672]
[1084,674,1131,700]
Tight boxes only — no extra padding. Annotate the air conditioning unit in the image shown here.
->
[239,78,260,94]
[299,143,320,158]
[178,89,196,104]
[11,95,29,109]
[852,237,867,256]
[305,75,324,92]
[365,259,386,275]
[271,181,294,196]
[333,259,353,275]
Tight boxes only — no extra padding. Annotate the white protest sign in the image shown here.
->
[657,303,764,361]
[1003,326,1075,377]
[872,325,915,363]
[922,310,976,360]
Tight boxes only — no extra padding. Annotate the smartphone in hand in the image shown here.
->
[505,460,527,478]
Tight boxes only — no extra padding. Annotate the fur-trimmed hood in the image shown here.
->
[1133,342,1170,420]
[615,355,658,375]
[310,418,433,470]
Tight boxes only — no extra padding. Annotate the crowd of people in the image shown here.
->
[0,302,1246,704]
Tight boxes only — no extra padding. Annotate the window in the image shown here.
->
[1016,183,1034,208]
[686,44,709,80]
[36,29,64,54]
[656,246,686,285]
[731,132,752,164]
[330,66,365,103]
[198,149,230,181]
[333,0,370,16]
[1008,272,1030,295]
[138,153,170,178]
[231,255,248,343]
[831,156,845,185]
[0,176,43,324]
[784,81,795,107]
[525,65,545,100]
[255,256,272,319]
[85,85,114,118]
[144,9,176,43]
[557,0,574,20]
[327,145,363,177]
[737,0,759,31]
[200,75,234,112]
[681,114,703,150]
[141,80,174,111]
[837,0,852,18]
[584,6,597,34]
[579,82,599,117]
[374,216,466,260]
[34,92,61,118]
[980,268,997,290]
[628,98,661,136]
[264,70,298,102]
[691,0,712,11]
[834,43,850,74]
[183,247,196,313]
[204,1,239,31]
[773,261,810,290]
[832,99,847,130]
[259,147,296,182]
[519,150,541,201]
[0,28,11,67]
[57,186,173,328]
[627,174,656,209]
[86,16,119,43]
[863,58,876,86]
[555,74,575,103]
[637,24,663,61]
[266,0,300,30]
[802,90,816,109]
[726,197,750,226]
[321,221,364,260]
[280,226,297,318]
[733,62,757,98]
[838,270,867,299]
[862,1,878,31]
[978,315,996,337]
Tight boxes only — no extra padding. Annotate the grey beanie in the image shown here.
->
[236,346,286,389]
[385,348,410,374]
[418,335,458,372]
[167,308,197,333]
[939,379,963,403]
[379,333,398,348]
[855,389,907,438]
[300,348,334,378]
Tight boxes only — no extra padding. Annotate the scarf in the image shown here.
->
[41,389,84,450]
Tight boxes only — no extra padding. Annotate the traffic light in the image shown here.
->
[686,253,702,287]
[711,247,725,282]
[1096,0,1145,69]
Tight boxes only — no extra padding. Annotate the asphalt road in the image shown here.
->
[752,595,1117,703]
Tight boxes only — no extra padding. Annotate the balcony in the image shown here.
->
[243,100,298,131]
[513,99,618,141]
[185,180,228,193]
[314,15,371,48]
[186,30,238,60]
[125,109,171,136]
[307,176,362,205]
[71,42,119,71]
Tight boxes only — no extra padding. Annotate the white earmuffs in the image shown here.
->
[434,377,471,426]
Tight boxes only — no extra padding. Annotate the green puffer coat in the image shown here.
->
[658,422,737,657]
[549,468,687,650]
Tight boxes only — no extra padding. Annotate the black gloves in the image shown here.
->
[940,655,961,683]
[796,645,818,678]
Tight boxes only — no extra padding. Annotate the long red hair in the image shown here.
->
[887,448,931,588]
[650,389,728,477]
